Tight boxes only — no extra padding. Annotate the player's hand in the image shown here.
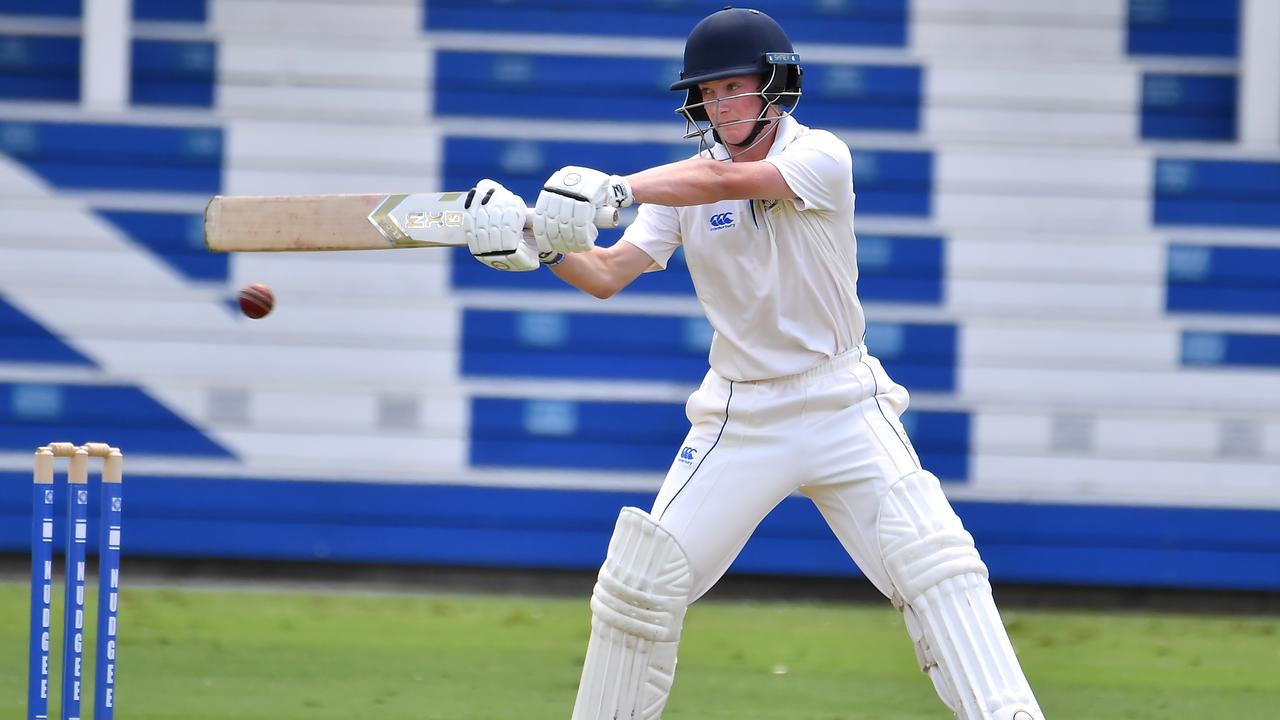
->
[463,179,539,272]
[533,166,633,255]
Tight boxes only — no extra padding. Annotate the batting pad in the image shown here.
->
[878,471,1045,720]
[572,507,693,720]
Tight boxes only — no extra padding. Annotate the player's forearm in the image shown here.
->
[626,157,794,207]
[548,249,625,299]
[626,158,742,206]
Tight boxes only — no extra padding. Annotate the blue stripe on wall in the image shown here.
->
[0,295,94,366]
[133,0,207,22]
[0,383,232,457]
[1140,73,1236,141]
[1153,158,1280,229]
[97,210,227,283]
[1166,244,1280,315]
[0,34,79,102]
[1127,0,1240,58]
[0,1,81,17]
[0,120,222,193]
[423,0,908,47]
[435,51,921,132]
[131,39,216,108]
[470,397,969,480]
[1182,330,1280,368]
[1,475,1275,590]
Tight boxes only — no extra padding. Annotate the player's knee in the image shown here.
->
[590,507,694,642]
[876,470,988,604]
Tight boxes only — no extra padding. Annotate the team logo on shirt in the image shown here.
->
[708,212,735,231]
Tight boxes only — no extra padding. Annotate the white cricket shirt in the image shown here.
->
[621,115,865,381]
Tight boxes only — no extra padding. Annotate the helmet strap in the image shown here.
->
[729,116,771,149]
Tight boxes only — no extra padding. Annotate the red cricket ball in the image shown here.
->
[238,283,274,319]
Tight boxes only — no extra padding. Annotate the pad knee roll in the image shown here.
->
[878,470,987,602]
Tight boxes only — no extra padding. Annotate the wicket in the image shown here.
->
[28,442,123,720]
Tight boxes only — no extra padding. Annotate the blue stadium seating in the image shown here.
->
[1127,0,1240,57]
[1140,73,1236,141]
[98,210,227,283]
[131,39,216,108]
[0,120,222,193]
[470,396,970,479]
[1154,158,1280,229]
[133,0,207,22]
[0,382,231,456]
[435,51,921,132]
[1182,330,1280,368]
[1167,244,1280,314]
[850,149,932,216]
[461,310,958,391]
[856,234,944,304]
[865,321,958,392]
[424,0,908,47]
[462,309,713,383]
[0,0,204,21]
[0,296,94,365]
[901,410,969,481]
[471,397,688,472]
[0,0,80,17]
[0,34,79,102]
[1166,244,1280,315]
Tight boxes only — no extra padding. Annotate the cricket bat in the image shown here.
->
[204,192,621,252]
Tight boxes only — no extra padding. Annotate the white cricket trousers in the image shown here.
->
[651,346,924,602]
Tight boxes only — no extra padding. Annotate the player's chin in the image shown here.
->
[715,123,754,146]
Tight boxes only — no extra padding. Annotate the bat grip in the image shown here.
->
[523,206,621,230]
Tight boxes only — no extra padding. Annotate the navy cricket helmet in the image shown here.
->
[671,7,803,123]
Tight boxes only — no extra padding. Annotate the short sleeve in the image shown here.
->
[762,129,853,213]
[619,202,682,272]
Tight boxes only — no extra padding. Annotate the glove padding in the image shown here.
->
[464,179,539,272]
[533,166,633,255]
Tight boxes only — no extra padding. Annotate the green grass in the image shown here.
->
[2,579,1278,719]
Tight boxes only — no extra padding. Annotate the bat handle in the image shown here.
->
[594,206,621,228]
[522,206,621,230]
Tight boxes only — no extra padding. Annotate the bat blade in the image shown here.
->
[204,192,469,252]
[204,192,620,253]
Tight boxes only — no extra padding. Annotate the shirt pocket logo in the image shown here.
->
[708,212,736,231]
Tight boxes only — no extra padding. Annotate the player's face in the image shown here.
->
[697,75,768,145]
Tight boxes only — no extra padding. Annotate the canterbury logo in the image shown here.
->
[677,446,698,464]
[709,212,735,230]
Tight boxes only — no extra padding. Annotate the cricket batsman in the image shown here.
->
[460,7,1045,719]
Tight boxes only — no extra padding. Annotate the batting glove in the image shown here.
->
[464,179,540,272]
[533,166,633,255]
